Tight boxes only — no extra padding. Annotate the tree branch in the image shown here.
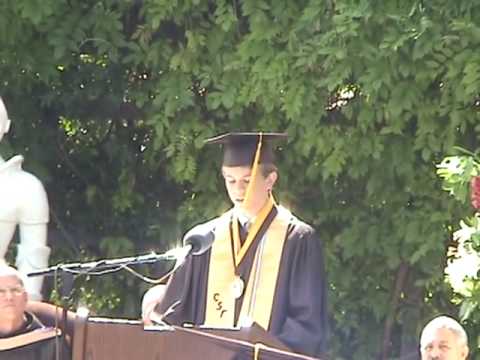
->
[380,261,409,360]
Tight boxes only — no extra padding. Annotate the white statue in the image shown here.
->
[0,97,50,300]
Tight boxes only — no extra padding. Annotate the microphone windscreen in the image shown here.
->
[183,222,215,255]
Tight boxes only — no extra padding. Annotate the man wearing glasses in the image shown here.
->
[0,263,70,360]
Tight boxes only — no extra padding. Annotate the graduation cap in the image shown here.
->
[205,132,287,167]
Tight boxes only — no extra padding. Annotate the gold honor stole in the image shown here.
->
[205,201,290,329]
[0,327,61,351]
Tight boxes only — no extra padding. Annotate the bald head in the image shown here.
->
[0,97,11,142]
[420,316,469,360]
[0,263,28,335]
[0,263,24,286]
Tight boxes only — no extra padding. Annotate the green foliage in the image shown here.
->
[1,0,480,358]
[437,153,480,202]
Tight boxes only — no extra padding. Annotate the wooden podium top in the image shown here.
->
[73,316,321,360]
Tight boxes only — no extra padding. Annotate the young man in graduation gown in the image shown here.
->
[147,132,328,358]
[0,264,70,360]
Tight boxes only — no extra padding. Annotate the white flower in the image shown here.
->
[436,156,464,175]
[445,220,480,295]
[453,220,478,243]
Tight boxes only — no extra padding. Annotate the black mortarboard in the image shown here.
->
[205,132,287,167]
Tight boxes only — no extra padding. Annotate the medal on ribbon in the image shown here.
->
[231,275,245,299]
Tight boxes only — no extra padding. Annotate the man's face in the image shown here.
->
[421,327,468,360]
[222,165,276,217]
[0,276,27,323]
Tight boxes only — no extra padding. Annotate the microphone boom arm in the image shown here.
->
[27,251,180,278]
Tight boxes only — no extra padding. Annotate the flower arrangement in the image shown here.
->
[437,151,480,318]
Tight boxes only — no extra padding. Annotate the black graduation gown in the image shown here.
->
[155,209,328,358]
[0,312,71,360]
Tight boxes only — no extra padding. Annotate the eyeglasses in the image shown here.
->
[0,287,25,297]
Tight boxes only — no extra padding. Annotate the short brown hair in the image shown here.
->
[259,163,278,178]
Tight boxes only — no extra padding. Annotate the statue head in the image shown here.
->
[0,97,11,143]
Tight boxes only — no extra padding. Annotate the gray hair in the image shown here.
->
[420,315,468,350]
[0,262,25,286]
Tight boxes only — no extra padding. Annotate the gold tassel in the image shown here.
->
[254,343,266,360]
[243,133,263,213]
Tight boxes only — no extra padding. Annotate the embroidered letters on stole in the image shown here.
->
[205,207,290,329]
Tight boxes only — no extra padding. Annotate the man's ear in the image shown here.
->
[461,345,469,360]
[266,171,278,190]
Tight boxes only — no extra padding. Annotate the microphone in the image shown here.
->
[143,224,214,325]
[27,225,215,279]
[182,222,215,255]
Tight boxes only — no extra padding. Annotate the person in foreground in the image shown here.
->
[420,315,469,360]
[0,263,70,360]
[145,132,328,358]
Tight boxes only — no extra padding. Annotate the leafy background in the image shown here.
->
[1,0,480,359]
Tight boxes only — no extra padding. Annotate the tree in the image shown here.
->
[1,0,479,358]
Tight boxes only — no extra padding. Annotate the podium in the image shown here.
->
[72,316,321,360]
